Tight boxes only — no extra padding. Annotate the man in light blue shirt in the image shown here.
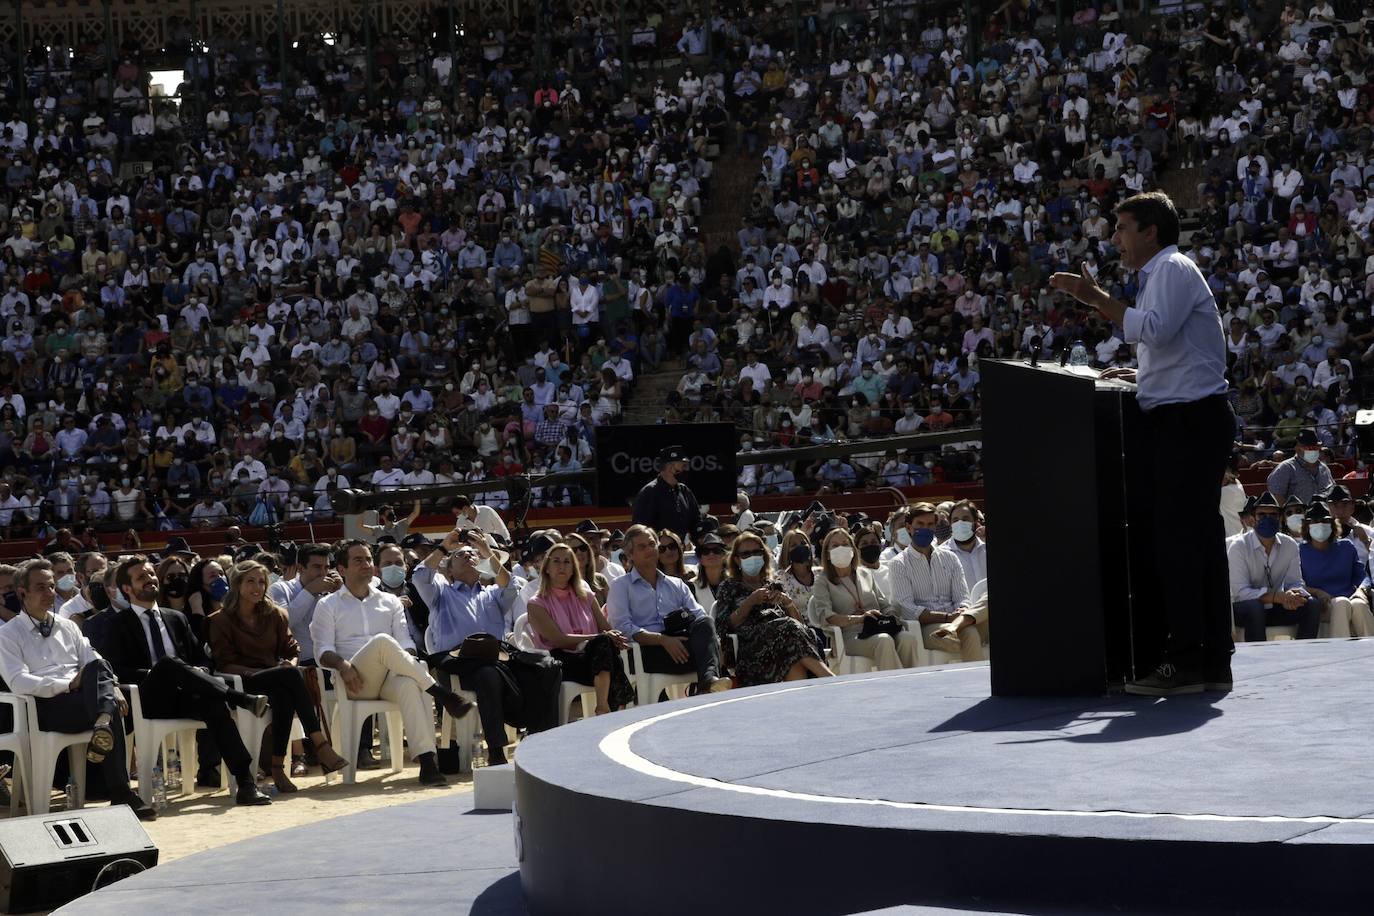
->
[1051,191,1236,697]
[606,525,730,695]
[413,528,524,766]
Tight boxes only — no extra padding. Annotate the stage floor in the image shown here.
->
[60,639,1374,915]
[516,638,1374,914]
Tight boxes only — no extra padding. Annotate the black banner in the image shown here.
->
[594,424,738,506]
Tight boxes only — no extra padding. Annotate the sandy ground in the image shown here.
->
[19,763,474,864]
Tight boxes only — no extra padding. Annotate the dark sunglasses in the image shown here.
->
[658,543,679,552]
[698,546,726,556]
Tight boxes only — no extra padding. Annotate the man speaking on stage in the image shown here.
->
[1050,191,1235,697]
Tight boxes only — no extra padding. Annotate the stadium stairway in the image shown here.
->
[622,358,688,424]
[699,142,757,255]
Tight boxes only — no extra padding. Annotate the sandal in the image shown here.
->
[314,741,351,776]
[290,755,307,778]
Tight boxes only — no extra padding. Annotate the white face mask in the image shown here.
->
[828,546,855,567]
[951,520,976,542]
[1309,522,1332,542]
[1301,449,1321,464]
[895,529,911,547]
[1286,514,1305,534]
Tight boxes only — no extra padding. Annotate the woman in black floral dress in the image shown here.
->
[714,531,834,686]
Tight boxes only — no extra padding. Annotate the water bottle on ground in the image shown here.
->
[471,738,487,770]
[152,765,167,812]
[64,774,78,811]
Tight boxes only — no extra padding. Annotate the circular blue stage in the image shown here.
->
[515,638,1374,915]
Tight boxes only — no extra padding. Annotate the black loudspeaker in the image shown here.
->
[0,805,158,913]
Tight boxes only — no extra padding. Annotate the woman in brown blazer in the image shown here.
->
[209,560,349,792]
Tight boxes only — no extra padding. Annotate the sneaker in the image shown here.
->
[1203,664,1233,692]
[1124,662,1203,697]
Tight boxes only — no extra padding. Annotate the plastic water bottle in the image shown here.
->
[151,765,167,812]
[64,774,78,811]
[167,748,181,792]
[471,738,487,770]
[1069,340,1089,366]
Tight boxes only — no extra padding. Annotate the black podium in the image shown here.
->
[981,359,1164,696]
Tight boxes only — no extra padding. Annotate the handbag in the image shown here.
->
[662,608,695,638]
[858,613,905,640]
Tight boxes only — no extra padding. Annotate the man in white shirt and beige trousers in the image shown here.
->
[312,539,473,787]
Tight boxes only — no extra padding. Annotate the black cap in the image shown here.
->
[575,519,607,537]
[1297,428,1320,446]
[1283,495,1306,511]
[400,532,434,549]
[1325,484,1353,502]
[658,445,688,463]
[1254,491,1281,509]
[608,529,625,546]
[163,536,196,556]
[376,535,398,546]
[1305,503,1332,521]
[1242,495,1258,515]
[698,532,725,548]
[524,532,558,560]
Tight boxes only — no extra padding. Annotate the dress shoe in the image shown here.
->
[112,790,158,822]
[356,751,383,770]
[195,768,222,789]
[438,692,475,721]
[86,720,115,764]
[418,760,449,787]
[1124,662,1203,697]
[235,782,273,806]
[707,676,733,693]
[244,694,270,718]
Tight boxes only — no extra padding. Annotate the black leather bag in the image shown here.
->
[662,608,695,638]
[858,614,905,640]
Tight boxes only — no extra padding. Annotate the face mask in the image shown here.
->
[951,520,976,542]
[859,543,883,564]
[110,586,131,612]
[828,546,855,567]
[88,581,110,611]
[380,565,407,588]
[208,576,231,601]
[1285,514,1305,534]
[56,573,77,593]
[1309,522,1332,542]
[911,528,937,548]
[895,529,911,547]
[789,544,812,565]
[764,534,780,552]
[1302,449,1320,464]
[740,555,766,576]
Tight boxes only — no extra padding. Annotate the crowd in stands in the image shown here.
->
[3,1,1374,527]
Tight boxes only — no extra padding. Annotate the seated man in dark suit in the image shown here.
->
[105,556,273,806]
[0,558,156,820]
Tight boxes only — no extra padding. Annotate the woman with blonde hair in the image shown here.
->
[811,527,918,670]
[562,532,609,604]
[526,543,635,714]
[208,560,350,792]
[714,531,833,685]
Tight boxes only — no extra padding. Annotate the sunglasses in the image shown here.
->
[658,544,679,553]
[699,546,725,556]
[572,545,590,553]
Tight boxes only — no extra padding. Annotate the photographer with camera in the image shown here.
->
[713,529,834,686]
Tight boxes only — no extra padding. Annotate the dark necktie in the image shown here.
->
[146,610,167,661]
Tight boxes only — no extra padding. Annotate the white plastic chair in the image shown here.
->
[127,683,224,804]
[0,693,32,815]
[10,693,90,815]
[627,641,696,704]
[513,614,599,724]
[224,675,274,775]
[313,667,404,784]
[830,625,877,675]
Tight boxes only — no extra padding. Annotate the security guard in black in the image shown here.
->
[632,446,700,543]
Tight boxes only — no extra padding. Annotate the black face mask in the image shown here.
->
[88,581,110,611]
[1,590,19,615]
[789,544,813,565]
[162,573,189,600]
[859,544,883,564]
